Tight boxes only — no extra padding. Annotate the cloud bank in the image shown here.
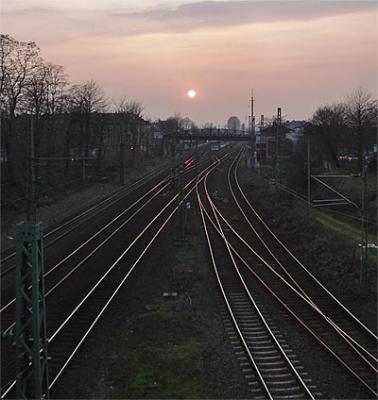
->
[109,1,377,35]
[3,1,377,39]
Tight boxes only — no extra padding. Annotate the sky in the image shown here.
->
[1,0,377,126]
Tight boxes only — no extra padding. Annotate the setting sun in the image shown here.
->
[187,89,196,98]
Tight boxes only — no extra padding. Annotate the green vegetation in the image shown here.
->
[312,210,376,245]
[107,311,202,398]
[244,172,377,296]
[105,235,208,399]
[127,367,198,398]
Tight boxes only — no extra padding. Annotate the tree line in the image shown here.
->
[0,35,202,205]
[307,88,377,172]
[1,34,376,205]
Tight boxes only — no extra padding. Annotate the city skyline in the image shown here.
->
[2,0,377,125]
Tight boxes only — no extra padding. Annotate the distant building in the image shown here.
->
[285,120,306,144]
[227,116,241,132]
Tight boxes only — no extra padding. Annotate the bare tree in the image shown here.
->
[202,122,216,130]
[115,97,143,117]
[0,34,41,182]
[45,63,69,115]
[115,97,144,165]
[68,80,108,158]
[43,63,69,181]
[69,80,108,114]
[181,117,196,131]
[312,103,347,169]
[345,88,377,171]
[0,34,41,116]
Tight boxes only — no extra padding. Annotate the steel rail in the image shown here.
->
[1,154,199,270]
[212,191,378,369]
[197,166,315,399]
[232,245,378,398]
[228,150,315,304]
[1,161,201,336]
[233,150,378,344]
[1,156,221,398]
[196,174,273,400]
[0,165,169,273]
[48,154,220,390]
[0,180,171,341]
[227,152,377,365]
[199,172,377,397]
[0,176,169,317]
[0,175,174,392]
[212,150,377,367]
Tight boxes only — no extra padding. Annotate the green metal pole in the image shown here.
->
[15,117,49,399]
[27,116,36,222]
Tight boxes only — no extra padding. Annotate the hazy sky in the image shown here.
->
[2,0,377,125]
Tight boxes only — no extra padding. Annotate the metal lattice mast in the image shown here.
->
[15,117,49,399]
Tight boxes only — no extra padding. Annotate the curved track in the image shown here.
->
[197,156,319,399]
[227,150,378,396]
[198,148,377,398]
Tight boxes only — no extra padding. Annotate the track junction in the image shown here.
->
[1,145,377,399]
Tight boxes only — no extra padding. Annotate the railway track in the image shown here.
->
[197,157,319,399]
[1,152,204,327]
[1,149,225,398]
[0,156,195,277]
[1,172,173,395]
[202,149,377,398]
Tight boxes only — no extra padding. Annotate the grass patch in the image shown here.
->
[107,310,203,398]
[127,366,198,398]
[313,210,376,245]
[175,244,196,265]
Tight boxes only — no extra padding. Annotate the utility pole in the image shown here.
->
[82,158,86,182]
[258,114,264,166]
[250,91,256,168]
[170,129,177,189]
[177,165,184,239]
[119,128,125,184]
[360,161,369,291]
[274,107,282,182]
[15,116,50,399]
[27,117,36,222]
[307,130,311,212]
